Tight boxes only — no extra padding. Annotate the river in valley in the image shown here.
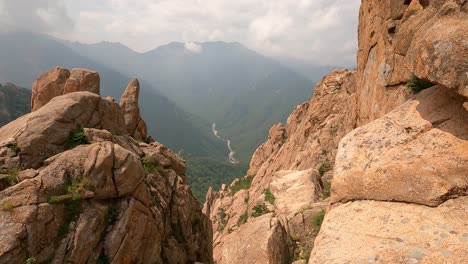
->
[211,123,239,164]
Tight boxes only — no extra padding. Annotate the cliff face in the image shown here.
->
[310,1,467,262]
[203,70,358,263]
[0,68,212,264]
[204,0,467,263]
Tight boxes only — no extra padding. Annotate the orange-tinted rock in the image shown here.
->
[332,86,468,207]
[31,67,70,111]
[63,68,100,95]
[120,78,148,140]
[203,70,358,263]
[31,67,101,112]
[0,68,212,263]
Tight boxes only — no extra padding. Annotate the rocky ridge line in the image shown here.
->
[0,67,212,264]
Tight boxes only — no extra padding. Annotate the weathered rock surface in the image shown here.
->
[214,214,290,264]
[332,86,468,207]
[120,78,147,140]
[309,197,468,264]
[31,67,100,112]
[206,1,468,263]
[203,70,358,263]
[0,70,212,264]
[31,67,70,112]
[63,68,100,95]
[356,0,467,126]
[0,92,125,169]
[308,2,468,263]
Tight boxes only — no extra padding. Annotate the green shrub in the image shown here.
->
[5,166,20,185]
[312,210,326,232]
[58,199,82,238]
[322,180,331,199]
[142,158,156,172]
[47,177,92,204]
[141,157,162,174]
[329,126,338,136]
[263,188,275,204]
[0,167,20,191]
[7,144,20,154]
[66,127,89,149]
[251,203,271,218]
[230,176,253,195]
[294,243,312,261]
[318,162,331,177]
[217,208,228,232]
[25,257,37,264]
[407,75,434,94]
[237,211,248,227]
[244,192,250,204]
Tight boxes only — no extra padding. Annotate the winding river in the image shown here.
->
[211,123,239,164]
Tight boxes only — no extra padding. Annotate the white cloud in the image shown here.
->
[2,0,361,66]
[0,0,73,34]
[184,41,203,53]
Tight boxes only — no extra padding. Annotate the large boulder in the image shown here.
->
[309,197,468,264]
[31,67,100,112]
[0,92,125,169]
[63,68,100,95]
[120,78,147,140]
[31,67,70,112]
[332,86,468,207]
[214,214,290,264]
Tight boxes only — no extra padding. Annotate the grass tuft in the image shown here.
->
[217,208,228,232]
[318,162,331,177]
[237,211,248,227]
[230,176,253,195]
[251,203,271,218]
[407,75,434,94]
[312,209,326,232]
[66,127,89,149]
[263,188,275,204]
[322,180,331,199]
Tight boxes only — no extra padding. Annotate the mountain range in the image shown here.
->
[0,31,332,163]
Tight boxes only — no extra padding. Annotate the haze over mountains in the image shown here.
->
[0,31,335,164]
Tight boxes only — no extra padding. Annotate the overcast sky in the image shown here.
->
[0,0,360,66]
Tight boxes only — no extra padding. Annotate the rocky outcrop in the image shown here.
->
[332,86,468,207]
[205,1,468,263]
[0,92,125,169]
[203,70,358,263]
[31,67,100,112]
[120,78,147,140]
[355,0,467,126]
[0,70,212,264]
[308,1,468,263]
[310,196,468,264]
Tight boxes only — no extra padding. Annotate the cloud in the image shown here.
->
[2,0,361,66]
[0,0,74,34]
[184,41,203,53]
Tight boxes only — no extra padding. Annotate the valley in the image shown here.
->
[0,31,330,199]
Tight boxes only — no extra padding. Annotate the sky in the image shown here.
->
[0,0,360,66]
